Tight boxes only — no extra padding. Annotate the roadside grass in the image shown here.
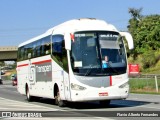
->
[1,70,16,80]
[129,78,160,95]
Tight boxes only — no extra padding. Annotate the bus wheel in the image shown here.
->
[55,90,65,107]
[99,100,111,107]
[26,86,33,102]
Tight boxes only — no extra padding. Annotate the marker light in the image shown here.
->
[70,33,74,42]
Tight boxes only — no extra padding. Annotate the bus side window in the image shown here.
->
[36,41,41,57]
[24,46,28,60]
[19,47,24,61]
[52,34,68,72]
[45,43,51,54]
[52,35,63,54]
[40,38,45,56]
[52,35,63,62]
[27,43,33,59]
[40,36,51,56]
[44,36,51,55]
[32,42,36,58]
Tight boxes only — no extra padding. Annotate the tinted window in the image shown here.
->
[17,36,51,61]
[52,35,68,72]
[52,35,63,53]
[70,31,127,76]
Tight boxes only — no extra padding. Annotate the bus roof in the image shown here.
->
[18,18,118,47]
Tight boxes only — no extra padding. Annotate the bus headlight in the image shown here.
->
[119,82,129,88]
[71,83,86,90]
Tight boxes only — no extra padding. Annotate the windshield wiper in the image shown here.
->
[106,62,121,75]
[84,64,94,76]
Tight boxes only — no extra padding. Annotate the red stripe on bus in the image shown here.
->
[110,76,112,86]
[32,59,51,64]
[17,59,52,67]
[17,64,28,67]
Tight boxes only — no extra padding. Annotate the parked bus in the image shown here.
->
[17,18,134,107]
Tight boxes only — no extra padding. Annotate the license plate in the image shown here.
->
[99,92,108,96]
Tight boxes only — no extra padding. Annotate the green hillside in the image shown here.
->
[127,8,160,74]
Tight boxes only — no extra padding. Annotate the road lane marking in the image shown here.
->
[0,97,59,111]
[0,97,114,120]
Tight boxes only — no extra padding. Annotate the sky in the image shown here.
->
[0,0,159,46]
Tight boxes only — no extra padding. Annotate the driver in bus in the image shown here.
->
[104,56,109,62]
[102,56,109,68]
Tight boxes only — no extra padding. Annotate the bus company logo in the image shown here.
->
[36,65,52,73]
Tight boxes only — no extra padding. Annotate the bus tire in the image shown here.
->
[26,85,33,102]
[55,89,65,107]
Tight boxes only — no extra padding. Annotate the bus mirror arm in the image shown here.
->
[120,32,134,50]
[64,33,71,50]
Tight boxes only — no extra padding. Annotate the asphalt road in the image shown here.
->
[0,80,160,120]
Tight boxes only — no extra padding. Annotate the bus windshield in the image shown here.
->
[70,31,127,76]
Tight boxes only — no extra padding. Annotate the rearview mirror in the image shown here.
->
[120,32,134,50]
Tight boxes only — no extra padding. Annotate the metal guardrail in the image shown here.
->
[129,74,160,79]
[140,74,160,79]
[129,74,160,93]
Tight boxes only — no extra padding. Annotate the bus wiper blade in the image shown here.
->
[95,73,110,76]
[107,62,120,74]
[84,64,93,76]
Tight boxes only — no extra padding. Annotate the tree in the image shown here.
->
[0,61,5,66]
[128,8,143,21]
[128,8,160,69]
[127,8,143,59]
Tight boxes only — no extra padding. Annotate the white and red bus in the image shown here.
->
[17,18,134,107]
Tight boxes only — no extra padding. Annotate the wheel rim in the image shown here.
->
[55,91,60,105]
[57,92,60,103]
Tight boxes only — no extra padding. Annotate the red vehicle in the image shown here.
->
[12,76,17,86]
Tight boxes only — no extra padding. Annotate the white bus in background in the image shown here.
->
[17,18,134,107]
